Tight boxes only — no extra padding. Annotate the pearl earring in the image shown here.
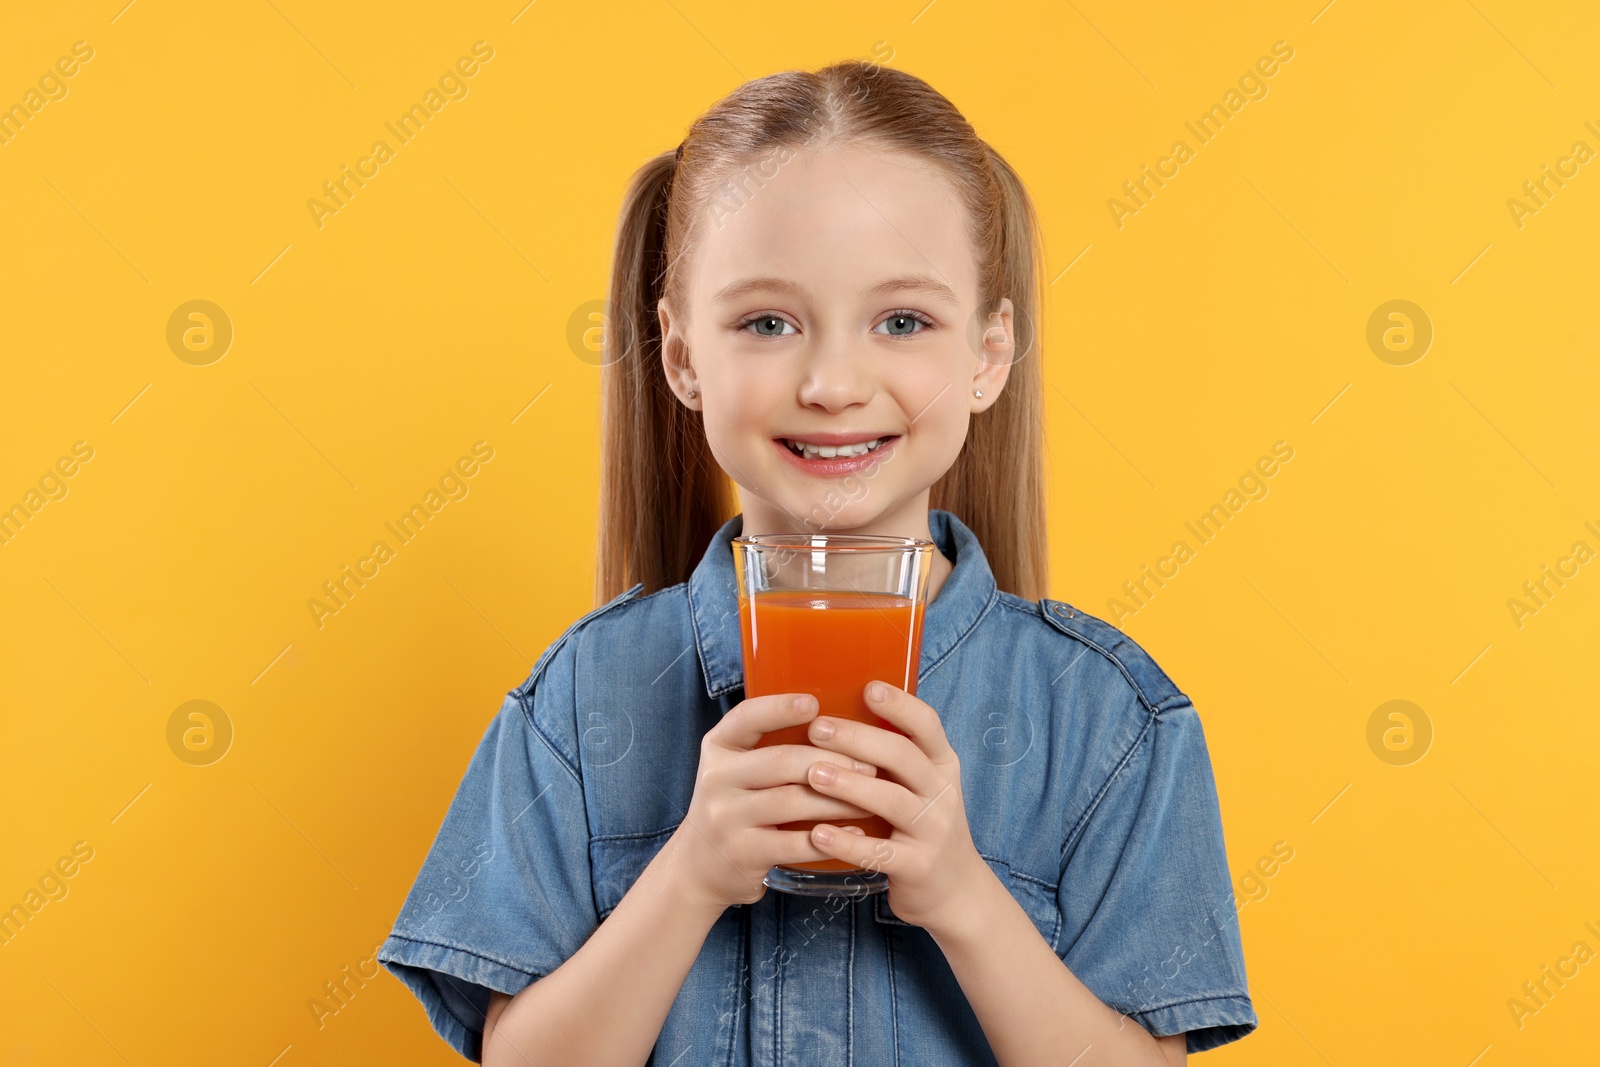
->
[687,388,697,399]
[974,389,984,398]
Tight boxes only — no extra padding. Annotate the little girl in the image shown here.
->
[380,61,1256,1065]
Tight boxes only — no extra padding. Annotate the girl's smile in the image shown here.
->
[772,432,900,477]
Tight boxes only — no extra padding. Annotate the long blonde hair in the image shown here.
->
[596,60,1047,606]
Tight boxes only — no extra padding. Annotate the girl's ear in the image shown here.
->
[657,297,701,409]
[972,296,1016,411]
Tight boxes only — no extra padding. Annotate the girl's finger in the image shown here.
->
[711,693,818,751]
[806,716,940,796]
[727,744,877,789]
[859,681,958,764]
[745,783,878,826]
[761,828,845,866]
[805,762,922,831]
[809,823,898,875]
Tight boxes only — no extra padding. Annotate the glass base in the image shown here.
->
[764,864,889,897]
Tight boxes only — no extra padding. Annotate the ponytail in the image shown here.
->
[595,150,734,607]
[929,145,1047,602]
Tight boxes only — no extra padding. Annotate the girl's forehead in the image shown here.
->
[685,145,977,307]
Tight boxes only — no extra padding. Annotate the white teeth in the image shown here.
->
[786,437,885,458]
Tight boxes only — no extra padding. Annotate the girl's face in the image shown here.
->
[658,143,1015,538]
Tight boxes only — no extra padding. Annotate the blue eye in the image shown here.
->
[874,310,935,337]
[737,314,796,337]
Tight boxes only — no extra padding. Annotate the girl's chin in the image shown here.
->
[781,491,908,534]
[739,490,881,535]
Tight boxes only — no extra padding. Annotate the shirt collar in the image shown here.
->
[686,508,1000,701]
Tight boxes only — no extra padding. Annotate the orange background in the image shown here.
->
[2,1,1596,1064]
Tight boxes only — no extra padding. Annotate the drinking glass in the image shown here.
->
[731,532,934,897]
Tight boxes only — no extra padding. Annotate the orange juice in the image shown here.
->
[739,589,925,871]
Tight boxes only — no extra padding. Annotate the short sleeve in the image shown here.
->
[378,639,597,1063]
[1056,700,1258,1053]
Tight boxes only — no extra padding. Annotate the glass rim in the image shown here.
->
[732,532,934,551]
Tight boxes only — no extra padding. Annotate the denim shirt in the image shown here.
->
[379,508,1257,1063]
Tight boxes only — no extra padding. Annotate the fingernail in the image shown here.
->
[811,717,835,740]
[844,825,865,835]
[853,760,872,774]
[867,681,887,702]
[795,695,816,715]
[813,825,834,845]
[811,762,836,785]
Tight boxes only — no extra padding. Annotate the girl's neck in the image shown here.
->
[924,544,955,603]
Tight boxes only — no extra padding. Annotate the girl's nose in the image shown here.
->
[795,336,873,411]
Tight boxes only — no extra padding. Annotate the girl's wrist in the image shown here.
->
[653,829,735,921]
[916,853,1006,947]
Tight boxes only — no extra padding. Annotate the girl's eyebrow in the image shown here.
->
[710,274,959,306]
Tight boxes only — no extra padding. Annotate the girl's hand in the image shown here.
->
[666,693,881,911]
[802,681,991,934]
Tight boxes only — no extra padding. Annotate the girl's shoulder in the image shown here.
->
[509,577,712,708]
[989,590,1189,718]
[511,580,663,699]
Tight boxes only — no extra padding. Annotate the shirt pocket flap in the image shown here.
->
[590,828,674,918]
[872,856,1060,949]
